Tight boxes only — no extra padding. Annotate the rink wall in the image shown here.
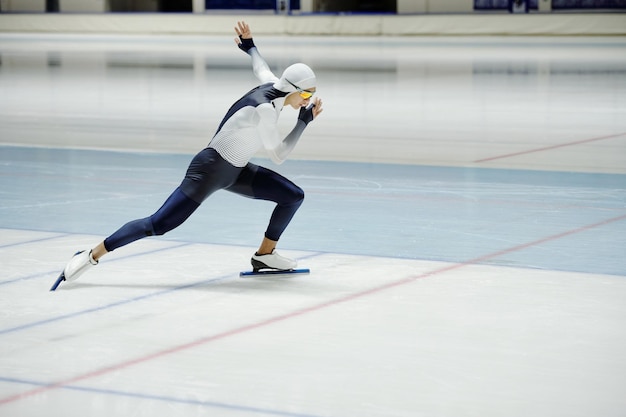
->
[0,13,625,36]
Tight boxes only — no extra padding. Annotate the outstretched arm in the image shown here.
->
[234,21,277,84]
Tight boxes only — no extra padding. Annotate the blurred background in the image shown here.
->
[1,0,626,14]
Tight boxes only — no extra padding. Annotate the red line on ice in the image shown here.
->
[474,132,626,163]
[2,212,626,406]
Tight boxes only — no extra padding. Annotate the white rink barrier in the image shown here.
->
[0,13,625,36]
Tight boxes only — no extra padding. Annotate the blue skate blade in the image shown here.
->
[50,272,65,291]
[240,268,310,277]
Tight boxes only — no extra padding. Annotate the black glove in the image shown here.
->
[238,36,255,53]
[298,104,316,125]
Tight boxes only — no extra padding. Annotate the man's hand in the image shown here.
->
[235,21,252,41]
[310,97,323,119]
[234,21,255,53]
[298,97,324,125]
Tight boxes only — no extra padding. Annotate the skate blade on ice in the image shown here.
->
[50,272,65,291]
[240,268,310,277]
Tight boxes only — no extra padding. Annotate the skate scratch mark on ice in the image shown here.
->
[1,213,625,406]
[474,132,626,163]
[295,175,383,190]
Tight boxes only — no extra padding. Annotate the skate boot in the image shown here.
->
[50,250,98,291]
[63,250,98,282]
[251,250,297,272]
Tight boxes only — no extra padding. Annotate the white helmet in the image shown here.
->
[274,63,316,94]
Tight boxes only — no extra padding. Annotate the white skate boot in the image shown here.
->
[251,250,297,272]
[50,250,98,291]
[64,250,98,282]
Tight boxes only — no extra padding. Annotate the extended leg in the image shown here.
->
[52,188,200,290]
[103,187,200,253]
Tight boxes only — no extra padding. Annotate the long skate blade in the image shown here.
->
[50,272,66,291]
[240,268,310,277]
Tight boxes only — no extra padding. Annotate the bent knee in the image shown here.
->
[295,186,305,202]
[289,186,305,206]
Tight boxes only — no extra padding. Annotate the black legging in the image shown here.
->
[103,148,304,252]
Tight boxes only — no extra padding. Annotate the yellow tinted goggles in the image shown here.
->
[287,79,315,99]
[298,90,314,99]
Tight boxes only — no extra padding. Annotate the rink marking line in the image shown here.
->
[0,275,228,336]
[0,236,314,335]
[0,241,192,289]
[0,249,321,336]
[0,377,323,417]
[474,132,626,163]
[1,212,625,407]
[0,242,236,336]
[0,233,69,250]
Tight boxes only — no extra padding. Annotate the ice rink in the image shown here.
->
[1,31,626,416]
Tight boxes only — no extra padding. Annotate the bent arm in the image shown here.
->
[257,104,316,165]
[268,121,307,164]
